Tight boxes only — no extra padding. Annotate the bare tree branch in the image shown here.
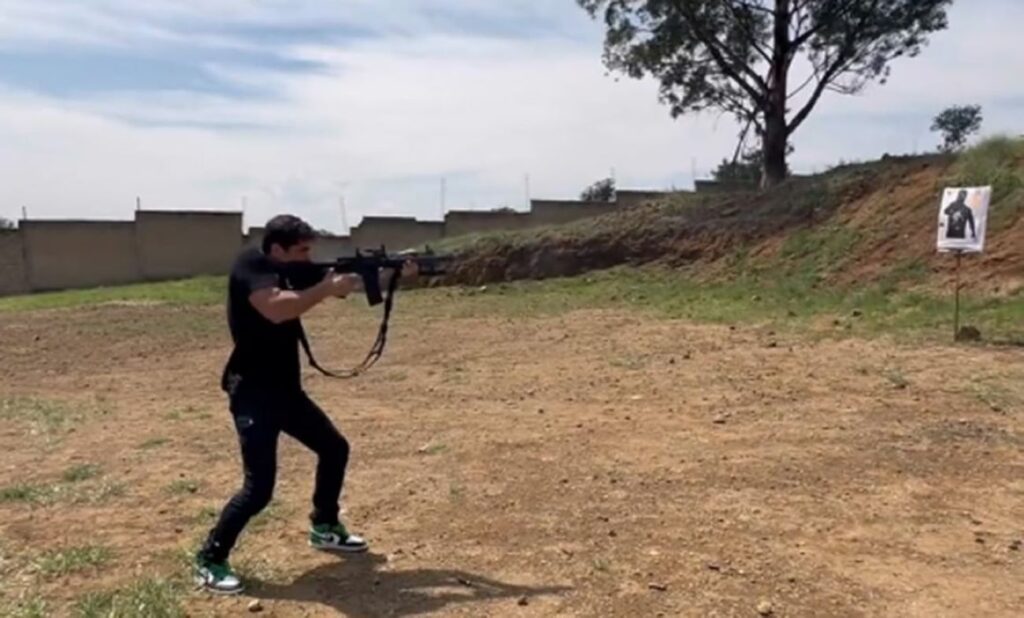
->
[680,4,769,103]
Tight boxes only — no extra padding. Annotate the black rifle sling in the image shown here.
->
[297,270,401,379]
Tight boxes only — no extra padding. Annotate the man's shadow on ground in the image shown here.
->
[249,551,571,617]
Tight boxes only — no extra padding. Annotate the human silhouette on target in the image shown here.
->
[944,189,976,240]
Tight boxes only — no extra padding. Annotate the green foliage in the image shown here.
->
[932,104,983,152]
[580,177,616,201]
[713,144,793,184]
[577,0,953,185]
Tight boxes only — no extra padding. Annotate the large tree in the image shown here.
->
[578,0,953,187]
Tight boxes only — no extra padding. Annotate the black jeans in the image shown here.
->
[198,383,350,563]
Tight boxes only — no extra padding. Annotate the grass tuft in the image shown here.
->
[62,464,101,483]
[34,545,113,578]
[73,577,185,618]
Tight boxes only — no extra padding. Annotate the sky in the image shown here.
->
[1,0,1022,233]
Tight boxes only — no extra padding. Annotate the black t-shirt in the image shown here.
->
[221,247,303,393]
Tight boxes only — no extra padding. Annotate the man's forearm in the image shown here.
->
[258,281,331,323]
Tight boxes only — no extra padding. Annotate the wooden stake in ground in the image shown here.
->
[953,249,963,342]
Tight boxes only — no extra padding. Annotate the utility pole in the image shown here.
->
[524,173,531,210]
[339,196,349,235]
[21,206,28,220]
[440,177,446,220]
[136,196,141,211]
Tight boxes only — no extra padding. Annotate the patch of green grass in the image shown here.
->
[166,480,200,495]
[963,379,1020,413]
[416,265,1024,344]
[418,443,448,455]
[73,577,185,618]
[3,595,49,618]
[0,276,224,313]
[34,545,113,578]
[71,480,126,505]
[138,437,169,450]
[233,553,288,586]
[948,135,1024,201]
[0,397,78,438]
[194,505,219,524]
[882,368,910,390]
[0,475,124,507]
[777,224,862,280]
[608,356,645,371]
[62,464,101,483]
[0,483,54,505]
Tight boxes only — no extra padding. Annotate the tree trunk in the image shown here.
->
[761,0,791,189]
[761,110,788,188]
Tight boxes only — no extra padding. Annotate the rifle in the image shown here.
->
[283,245,453,378]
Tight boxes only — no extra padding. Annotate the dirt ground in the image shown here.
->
[1,294,1023,617]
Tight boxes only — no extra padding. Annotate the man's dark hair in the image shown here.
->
[261,214,316,253]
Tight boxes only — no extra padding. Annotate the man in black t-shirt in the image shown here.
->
[193,214,416,595]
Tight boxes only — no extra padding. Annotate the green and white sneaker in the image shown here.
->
[194,556,244,595]
[309,522,368,553]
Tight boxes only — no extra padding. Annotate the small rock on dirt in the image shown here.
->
[956,325,982,342]
[757,600,773,615]
[247,600,263,613]
[518,596,529,606]
[648,582,667,592]
[1009,539,1021,551]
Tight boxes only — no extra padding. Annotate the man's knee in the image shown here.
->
[252,482,275,510]
[320,434,349,465]
[240,472,275,512]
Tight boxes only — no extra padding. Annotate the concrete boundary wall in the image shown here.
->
[21,221,140,291]
[528,200,621,226]
[0,229,28,295]
[351,217,444,251]
[1,185,691,297]
[443,210,533,237]
[136,210,241,280]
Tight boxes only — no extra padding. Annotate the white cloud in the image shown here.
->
[0,1,1021,234]
[0,31,738,233]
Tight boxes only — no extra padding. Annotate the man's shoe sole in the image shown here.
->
[309,540,369,553]
[194,576,245,596]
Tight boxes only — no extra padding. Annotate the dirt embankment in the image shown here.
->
[440,152,1024,296]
